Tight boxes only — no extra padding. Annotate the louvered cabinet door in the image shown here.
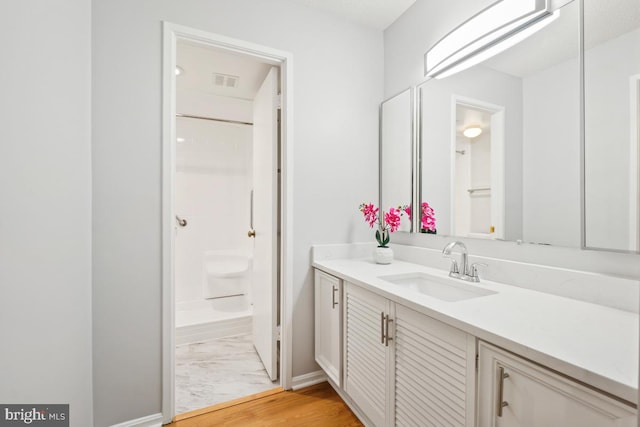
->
[393,304,476,427]
[344,282,391,427]
[314,270,342,386]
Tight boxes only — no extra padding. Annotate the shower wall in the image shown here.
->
[175,116,253,303]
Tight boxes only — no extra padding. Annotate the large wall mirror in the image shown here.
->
[415,0,640,252]
[419,0,580,246]
[584,0,640,252]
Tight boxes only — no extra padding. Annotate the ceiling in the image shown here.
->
[176,41,273,100]
[289,0,416,30]
[175,0,417,99]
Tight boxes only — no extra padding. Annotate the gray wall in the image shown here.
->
[92,0,382,425]
[0,1,93,426]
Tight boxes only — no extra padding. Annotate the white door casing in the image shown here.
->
[162,22,294,423]
[251,66,279,381]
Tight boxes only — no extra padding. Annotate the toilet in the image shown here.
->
[202,250,251,299]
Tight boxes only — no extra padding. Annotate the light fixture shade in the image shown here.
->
[463,126,482,138]
[425,0,552,78]
[175,66,184,76]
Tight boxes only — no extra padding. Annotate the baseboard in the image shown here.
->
[109,413,163,427]
[291,370,327,390]
[175,315,251,346]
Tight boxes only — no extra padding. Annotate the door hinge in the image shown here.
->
[475,354,479,371]
[277,325,281,341]
[276,92,282,109]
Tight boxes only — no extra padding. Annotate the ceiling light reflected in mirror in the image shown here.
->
[463,126,482,138]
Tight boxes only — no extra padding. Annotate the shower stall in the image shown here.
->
[174,115,253,345]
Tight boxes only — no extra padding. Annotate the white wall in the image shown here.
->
[92,0,382,425]
[0,1,93,426]
[383,0,494,99]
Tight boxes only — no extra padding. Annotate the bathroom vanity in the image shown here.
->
[313,249,638,427]
[325,0,640,424]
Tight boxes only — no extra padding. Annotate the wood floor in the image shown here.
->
[168,382,363,426]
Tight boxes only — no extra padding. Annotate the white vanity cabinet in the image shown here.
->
[344,282,476,427]
[477,342,637,427]
[314,269,343,386]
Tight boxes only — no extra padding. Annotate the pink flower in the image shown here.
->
[359,203,379,228]
[421,201,436,232]
[403,204,412,219]
[384,207,402,232]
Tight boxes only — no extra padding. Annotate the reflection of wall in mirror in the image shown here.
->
[420,66,522,240]
[521,52,580,247]
[381,90,413,233]
[584,27,640,251]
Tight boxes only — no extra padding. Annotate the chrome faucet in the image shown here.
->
[442,241,486,282]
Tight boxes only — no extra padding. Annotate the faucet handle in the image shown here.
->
[446,258,460,276]
[469,262,488,281]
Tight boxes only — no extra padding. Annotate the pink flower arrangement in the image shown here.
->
[420,201,437,233]
[359,203,408,247]
[401,201,437,234]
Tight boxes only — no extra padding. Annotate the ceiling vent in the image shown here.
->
[213,73,239,88]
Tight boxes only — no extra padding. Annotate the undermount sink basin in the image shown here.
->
[378,272,497,302]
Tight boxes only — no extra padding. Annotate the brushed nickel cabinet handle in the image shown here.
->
[384,315,393,347]
[497,366,509,417]
[331,285,338,309]
[380,312,385,345]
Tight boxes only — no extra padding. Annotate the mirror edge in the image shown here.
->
[380,87,417,233]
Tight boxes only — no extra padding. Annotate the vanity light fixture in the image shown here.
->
[463,126,482,139]
[176,137,185,143]
[175,66,184,76]
[425,0,558,79]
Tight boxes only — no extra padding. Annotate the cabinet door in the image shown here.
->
[394,304,476,427]
[478,341,637,427]
[314,270,342,386]
[344,282,392,427]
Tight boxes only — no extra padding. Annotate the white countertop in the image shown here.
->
[313,257,639,404]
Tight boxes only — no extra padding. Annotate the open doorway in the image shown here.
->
[162,24,293,423]
[452,97,505,239]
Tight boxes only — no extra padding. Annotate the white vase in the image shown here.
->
[373,246,393,264]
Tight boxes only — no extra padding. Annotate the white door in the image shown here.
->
[251,67,279,381]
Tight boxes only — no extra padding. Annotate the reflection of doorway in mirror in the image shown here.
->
[630,74,640,251]
[452,98,505,239]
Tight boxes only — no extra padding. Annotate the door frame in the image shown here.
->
[161,22,294,423]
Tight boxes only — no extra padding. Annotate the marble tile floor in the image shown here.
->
[175,333,277,415]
